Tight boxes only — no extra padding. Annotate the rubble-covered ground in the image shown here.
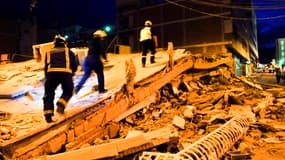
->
[83,69,285,160]
[0,51,180,140]
[1,51,285,159]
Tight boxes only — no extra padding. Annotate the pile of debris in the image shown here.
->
[1,51,285,160]
[119,71,285,159]
[46,64,285,159]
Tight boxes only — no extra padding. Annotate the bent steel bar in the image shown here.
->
[138,113,254,160]
[177,113,254,160]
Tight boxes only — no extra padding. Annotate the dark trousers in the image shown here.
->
[141,39,156,65]
[75,57,105,93]
[43,72,74,117]
[276,74,281,84]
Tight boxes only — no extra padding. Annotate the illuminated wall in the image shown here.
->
[276,38,285,68]
[116,0,258,77]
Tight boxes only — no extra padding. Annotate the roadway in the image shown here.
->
[251,72,285,87]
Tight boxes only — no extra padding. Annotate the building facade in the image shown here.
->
[276,38,285,68]
[115,0,258,76]
[0,1,37,62]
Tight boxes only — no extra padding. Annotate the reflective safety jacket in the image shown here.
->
[139,26,152,42]
[45,46,78,75]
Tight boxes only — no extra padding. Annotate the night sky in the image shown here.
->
[0,0,116,28]
[253,0,285,63]
[0,0,284,64]
[34,0,116,29]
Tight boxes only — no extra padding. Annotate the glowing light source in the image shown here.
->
[104,25,112,33]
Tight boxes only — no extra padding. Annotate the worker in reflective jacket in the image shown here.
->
[43,34,78,123]
[74,30,108,94]
[139,20,158,67]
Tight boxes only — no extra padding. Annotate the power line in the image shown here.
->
[205,0,285,6]
[185,0,285,10]
[165,0,285,21]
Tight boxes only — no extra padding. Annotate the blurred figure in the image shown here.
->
[275,66,282,84]
[139,20,158,67]
[75,29,108,94]
[43,34,78,123]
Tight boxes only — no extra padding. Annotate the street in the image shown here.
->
[251,72,285,87]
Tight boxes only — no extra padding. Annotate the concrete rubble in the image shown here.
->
[0,48,285,160]
[49,55,285,159]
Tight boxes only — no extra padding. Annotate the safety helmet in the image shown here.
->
[93,30,107,38]
[144,20,152,26]
[54,34,66,46]
[54,34,66,43]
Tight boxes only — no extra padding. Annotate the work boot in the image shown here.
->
[56,102,65,114]
[150,56,156,64]
[142,57,146,67]
[99,89,108,94]
[44,114,53,123]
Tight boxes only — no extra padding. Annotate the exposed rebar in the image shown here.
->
[138,113,254,160]
[176,113,254,160]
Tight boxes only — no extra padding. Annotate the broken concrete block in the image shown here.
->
[172,115,185,129]
[125,130,143,139]
[106,122,120,138]
[47,133,67,153]
[181,105,196,119]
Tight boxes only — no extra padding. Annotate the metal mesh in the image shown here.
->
[176,114,253,160]
[138,113,254,160]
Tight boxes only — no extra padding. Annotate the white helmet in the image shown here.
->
[54,34,66,44]
[144,20,152,26]
[93,30,107,38]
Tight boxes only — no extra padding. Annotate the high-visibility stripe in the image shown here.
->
[47,68,72,73]
[47,50,51,65]
[57,98,67,108]
[65,47,70,69]
[47,47,72,73]
[44,110,54,114]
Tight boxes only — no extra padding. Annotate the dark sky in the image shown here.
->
[253,0,285,63]
[34,0,116,29]
[0,0,284,63]
[0,0,116,28]
[35,0,116,28]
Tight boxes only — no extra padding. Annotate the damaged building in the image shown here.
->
[115,0,259,76]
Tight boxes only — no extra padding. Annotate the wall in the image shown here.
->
[116,0,258,76]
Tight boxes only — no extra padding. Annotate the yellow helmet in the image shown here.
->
[93,30,107,38]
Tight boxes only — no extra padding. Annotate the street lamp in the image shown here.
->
[104,25,112,33]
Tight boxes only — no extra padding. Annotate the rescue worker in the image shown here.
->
[75,29,108,94]
[43,34,78,123]
[139,20,158,67]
